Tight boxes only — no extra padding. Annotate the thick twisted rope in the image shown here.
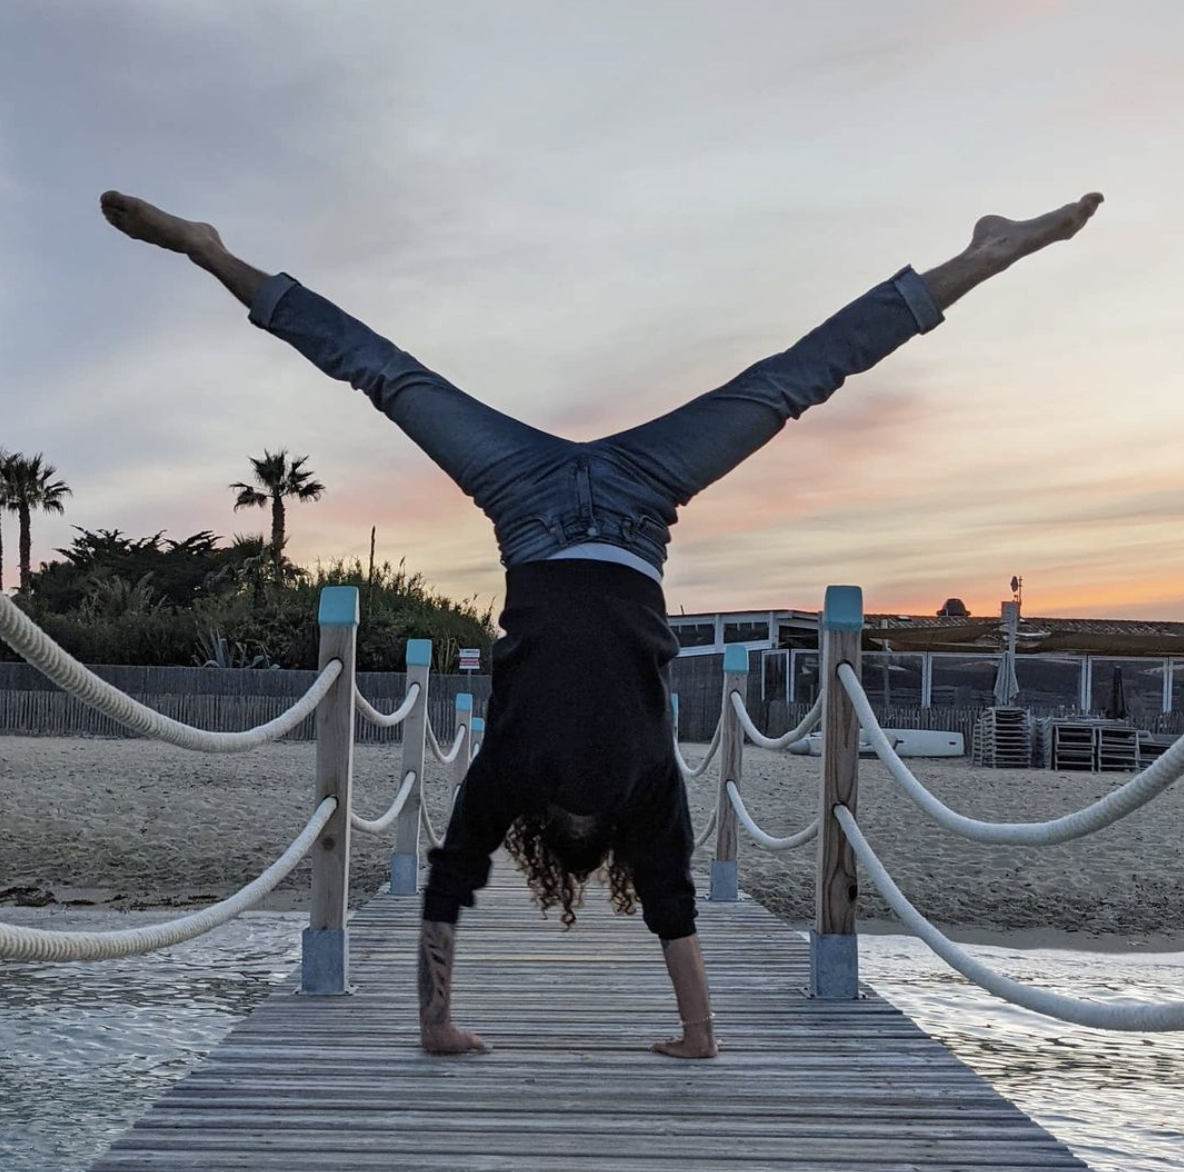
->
[0,798,336,962]
[674,717,723,780]
[838,663,1184,845]
[836,806,1184,1031]
[726,781,818,851]
[350,771,417,835]
[427,721,467,765]
[730,693,823,751]
[354,683,420,729]
[0,593,340,752]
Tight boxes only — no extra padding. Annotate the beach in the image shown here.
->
[2,735,1182,946]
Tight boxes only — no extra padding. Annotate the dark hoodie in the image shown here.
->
[422,559,697,939]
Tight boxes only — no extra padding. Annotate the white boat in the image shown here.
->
[787,729,964,758]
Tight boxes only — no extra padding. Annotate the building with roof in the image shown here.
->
[668,606,1184,718]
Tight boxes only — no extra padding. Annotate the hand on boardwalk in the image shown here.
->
[421,1023,491,1055]
[651,1034,721,1059]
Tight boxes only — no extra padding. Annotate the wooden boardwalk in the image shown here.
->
[90,870,1089,1171]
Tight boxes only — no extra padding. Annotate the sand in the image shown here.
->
[2,735,1182,945]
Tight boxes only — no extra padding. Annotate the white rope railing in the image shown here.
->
[836,806,1184,1031]
[731,693,823,751]
[350,771,417,835]
[837,663,1184,846]
[420,795,444,849]
[675,716,723,781]
[427,721,467,766]
[726,781,818,851]
[0,798,336,963]
[354,683,420,729]
[0,593,341,752]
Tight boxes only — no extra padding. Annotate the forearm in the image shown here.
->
[418,919,457,1032]
[662,935,713,1025]
[417,917,489,1054]
[654,934,718,1058]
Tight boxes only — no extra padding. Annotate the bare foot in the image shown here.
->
[969,192,1104,270]
[100,191,223,259]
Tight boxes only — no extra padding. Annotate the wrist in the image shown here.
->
[680,1012,716,1040]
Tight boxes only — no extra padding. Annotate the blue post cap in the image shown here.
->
[723,645,750,674]
[405,638,432,667]
[823,585,864,632]
[455,693,474,712]
[471,717,485,732]
[670,693,680,719]
[318,586,359,627]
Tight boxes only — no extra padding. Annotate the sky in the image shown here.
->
[2,0,1183,621]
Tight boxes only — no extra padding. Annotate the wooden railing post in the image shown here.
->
[711,645,748,901]
[452,692,473,798]
[391,638,431,895]
[302,586,358,995]
[811,585,863,999]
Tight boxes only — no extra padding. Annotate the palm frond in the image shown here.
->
[231,484,268,510]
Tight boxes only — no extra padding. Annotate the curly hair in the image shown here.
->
[504,809,638,929]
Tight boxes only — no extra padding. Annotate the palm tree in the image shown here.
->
[230,450,325,562]
[0,450,11,592]
[3,453,72,592]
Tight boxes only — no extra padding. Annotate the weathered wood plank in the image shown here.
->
[88,873,1089,1171]
[93,1156,1087,1172]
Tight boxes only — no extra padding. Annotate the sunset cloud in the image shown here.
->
[4,1,1183,620]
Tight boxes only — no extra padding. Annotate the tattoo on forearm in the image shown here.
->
[418,921,456,1029]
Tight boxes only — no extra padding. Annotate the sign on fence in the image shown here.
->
[459,648,481,673]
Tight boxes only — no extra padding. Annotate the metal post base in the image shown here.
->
[301,927,349,995]
[809,930,859,999]
[709,859,738,902]
[390,851,419,895]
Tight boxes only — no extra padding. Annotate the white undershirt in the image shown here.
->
[546,542,663,583]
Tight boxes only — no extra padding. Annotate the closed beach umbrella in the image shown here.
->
[993,651,1020,706]
[1105,666,1128,720]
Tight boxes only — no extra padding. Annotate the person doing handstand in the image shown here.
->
[101,187,1103,1058]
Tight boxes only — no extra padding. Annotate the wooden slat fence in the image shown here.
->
[3,661,1182,745]
[0,664,489,744]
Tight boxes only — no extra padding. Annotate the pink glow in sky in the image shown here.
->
[3,1,1183,621]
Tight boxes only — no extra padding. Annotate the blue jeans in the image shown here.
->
[249,268,942,571]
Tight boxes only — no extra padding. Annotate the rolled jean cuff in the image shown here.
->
[893,266,944,334]
[248,272,301,330]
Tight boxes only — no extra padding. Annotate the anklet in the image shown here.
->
[681,1013,716,1029]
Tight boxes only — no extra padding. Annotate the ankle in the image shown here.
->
[188,237,225,270]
